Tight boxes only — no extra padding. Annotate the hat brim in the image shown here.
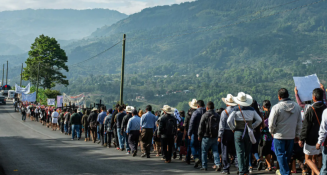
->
[232,95,253,107]
[161,108,175,114]
[222,98,237,106]
[125,107,134,113]
[188,102,197,109]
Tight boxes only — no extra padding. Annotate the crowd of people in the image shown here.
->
[16,84,327,175]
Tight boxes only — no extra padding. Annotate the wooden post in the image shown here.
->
[20,63,23,87]
[6,61,8,85]
[119,34,126,105]
[36,63,40,101]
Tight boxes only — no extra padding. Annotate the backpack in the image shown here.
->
[207,114,219,138]
[166,117,177,136]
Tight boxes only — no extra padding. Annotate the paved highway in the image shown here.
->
[0,103,274,175]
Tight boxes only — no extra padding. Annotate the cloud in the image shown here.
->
[0,0,196,15]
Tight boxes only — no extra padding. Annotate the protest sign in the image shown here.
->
[47,98,56,106]
[21,92,36,102]
[15,83,30,94]
[57,96,63,107]
[63,93,85,107]
[293,74,321,102]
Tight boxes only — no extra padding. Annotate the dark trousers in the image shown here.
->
[141,128,153,155]
[68,125,71,134]
[60,122,64,132]
[235,130,252,175]
[105,132,113,145]
[35,113,38,122]
[90,127,97,142]
[84,126,90,138]
[128,130,140,153]
[113,126,119,147]
[221,130,238,170]
[185,134,192,161]
[162,136,174,161]
[100,124,104,145]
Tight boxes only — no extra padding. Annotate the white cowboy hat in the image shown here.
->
[125,106,135,113]
[233,92,253,107]
[161,105,175,114]
[222,94,237,106]
[91,107,98,112]
[188,99,198,109]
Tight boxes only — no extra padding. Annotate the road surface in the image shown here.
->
[0,103,275,175]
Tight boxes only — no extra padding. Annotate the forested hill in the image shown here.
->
[0,9,127,55]
[59,0,327,110]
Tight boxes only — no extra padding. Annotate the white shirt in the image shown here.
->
[227,107,262,131]
[51,111,59,118]
[318,109,327,144]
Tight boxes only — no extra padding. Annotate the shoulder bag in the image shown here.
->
[238,105,256,144]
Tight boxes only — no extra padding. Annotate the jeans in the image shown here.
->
[22,114,26,121]
[274,139,294,175]
[105,132,113,145]
[191,134,201,161]
[185,135,192,161]
[72,125,81,139]
[221,130,238,170]
[249,132,261,167]
[64,123,69,133]
[97,125,100,140]
[235,130,252,175]
[123,131,130,151]
[201,137,221,169]
[117,128,125,149]
[321,146,327,175]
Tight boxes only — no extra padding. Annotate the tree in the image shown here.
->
[23,35,69,89]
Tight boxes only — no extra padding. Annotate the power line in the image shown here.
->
[127,0,325,41]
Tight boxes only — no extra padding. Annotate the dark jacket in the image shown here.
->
[159,114,177,138]
[82,114,89,128]
[121,113,133,132]
[59,113,65,123]
[115,112,125,129]
[88,112,98,124]
[70,113,82,125]
[198,109,220,138]
[183,108,195,134]
[300,102,326,146]
[64,112,71,125]
[188,107,206,136]
[111,110,118,129]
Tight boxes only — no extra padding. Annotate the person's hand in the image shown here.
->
[198,137,201,141]
[298,140,304,148]
[126,133,128,136]
[316,143,321,150]
[232,130,235,133]
[218,138,221,142]
[321,84,325,90]
[182,137,185,141]
[188,136,191,140]
[294,87,298,95]
[295,137,300,142]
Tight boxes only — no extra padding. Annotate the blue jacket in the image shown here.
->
[188,107,206,136]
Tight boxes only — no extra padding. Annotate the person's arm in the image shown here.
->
[252,111,262,129]
[140,115,144,130]
[197,113,206,139]
[294,87,305,108]
[296,105,303,140]
[300,109,310,146]
[318,110,327,145]
[268,106,278,135]
[158,117,164,136]
[218,111,227,138]
[227,111,236,131]
[187,111,196,136]
[126,119,131,134]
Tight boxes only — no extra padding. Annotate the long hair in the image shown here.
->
[250,100,261,116]
[262,100,271,119]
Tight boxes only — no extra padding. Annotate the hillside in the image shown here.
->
[0,9,127,54]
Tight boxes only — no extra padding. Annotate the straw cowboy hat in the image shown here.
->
[125,106,135,113]
[233,92,253,107]
[91,107,98,112]
[222,94,237,106]
[161,105,175,114]
[188,99,198,109]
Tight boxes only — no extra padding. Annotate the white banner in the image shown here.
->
[293,74,321,102]
[15,83,30,94]
[21,92,36,102]
[63,93,85,107]
[47,98,56,106]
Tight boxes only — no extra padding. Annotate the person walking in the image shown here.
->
[140,105,156,158]
[182,99,197,165]
[104,109,113,148]
[97,106,107,146]
[111,104,120,149]
[51,108,59,131]
[219,94,238,174]
[115,106,126,151]
[159,105,177,163]
[188,100,206,168]
[198,101,221,171]
[317,108,327,175]
[88,108,98,143]
[227,92,262,175]
[59,109,66,133]
[122,106,134,154]
[21,105,26,122]
[82,110,90,141]
[70,109,82,140]
[269,88,302,175]
[126,109,141,157]
[64,110,71,135]
[299,88,326,175]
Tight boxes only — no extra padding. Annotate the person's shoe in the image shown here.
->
[121,148,125,151]
[141,153,147,157]
[173,152,177,159]
[200,168,207,171]
[103,143,107,147]
[78,138,80,140]
[71,139,74,140]
[275,169,281,175]
[249,167,253,173]
[108,144,111,148]
[165,160,171,163]
[147,154,150,158]
[215,165,222,171]
[161,158,165,161]
[186,159,191,165]
[221,170,230,174]
[97,140,101,144]
[194,158,200,168]
[257,160,263,171]
[132,151,137,157]
[85,138,87,142]
[126,151,130,155]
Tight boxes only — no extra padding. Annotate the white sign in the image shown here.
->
[15,83,30,94]
[293,74,321,102]
[63,93,85,107]
[21,92,36,102]
[47,98,56,106]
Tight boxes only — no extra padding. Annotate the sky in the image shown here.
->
[0,0,196,15]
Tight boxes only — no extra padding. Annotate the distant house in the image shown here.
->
[196,74,200,78]
[302,60,312,65]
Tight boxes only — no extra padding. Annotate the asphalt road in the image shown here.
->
[0,103,275,175]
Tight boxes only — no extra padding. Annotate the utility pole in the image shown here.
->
[20,63,23,87]
[6,61,8,85]
[36,63,40,102]
[1,64,3,86]
[119,34,126,106]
